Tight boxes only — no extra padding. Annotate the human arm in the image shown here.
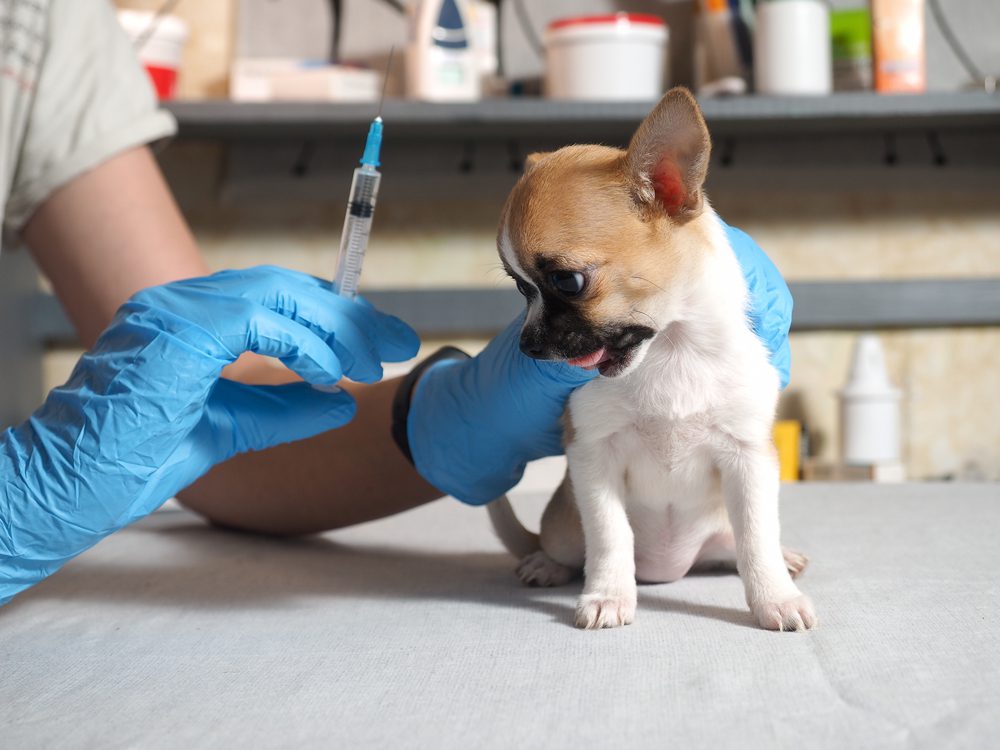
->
[23,147,441,534]
[0,265,419,605]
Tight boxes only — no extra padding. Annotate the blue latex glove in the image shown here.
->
[408,221,792,506]
[723,221,793,390]
[0,266,419,606]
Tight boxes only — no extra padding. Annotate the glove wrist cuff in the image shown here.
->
[391,346,471,464]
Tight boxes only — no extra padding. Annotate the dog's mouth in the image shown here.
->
[566,344,640,377]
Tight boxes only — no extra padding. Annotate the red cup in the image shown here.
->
[117,11,188,101]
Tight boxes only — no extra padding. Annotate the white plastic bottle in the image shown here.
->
[754,0,832,95]
[406,0,480,101]
[839,333,902,467]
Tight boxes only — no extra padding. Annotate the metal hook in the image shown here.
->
[926,131,947,167]
[719,137,736,168]
[459,141,476,173]
[291,141,317,177]
[507,140,524,173]
[883,134,898,167]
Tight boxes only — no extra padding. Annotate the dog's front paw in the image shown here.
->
[752,593,817,631]
[575,592,636,629]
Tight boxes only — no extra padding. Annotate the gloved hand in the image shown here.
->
[0,266,419,606]
[722,220,793,389]
[406,221,792,506]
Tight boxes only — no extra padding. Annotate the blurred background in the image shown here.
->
[5,0,999,484]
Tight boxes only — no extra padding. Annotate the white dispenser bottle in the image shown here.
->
[839,333,902,467]
[406,0,480,101]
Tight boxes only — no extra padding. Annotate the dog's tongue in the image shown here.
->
[566,347,608,369]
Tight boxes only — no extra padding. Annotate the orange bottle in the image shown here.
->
[871,0,926,92]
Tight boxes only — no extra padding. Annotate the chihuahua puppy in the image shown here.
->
[488,88,816,631]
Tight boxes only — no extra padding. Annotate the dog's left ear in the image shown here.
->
[624,87,710,222]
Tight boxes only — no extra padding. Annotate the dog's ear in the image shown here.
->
[524,151,552,172]
[624,87,710,222]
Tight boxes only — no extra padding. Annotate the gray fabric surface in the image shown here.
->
[2,483,998,749]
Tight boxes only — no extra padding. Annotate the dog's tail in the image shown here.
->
[486,495,540,559]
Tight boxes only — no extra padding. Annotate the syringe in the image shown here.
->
[332,116,383,299]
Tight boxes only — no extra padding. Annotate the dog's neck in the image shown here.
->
[613,207,767,417]
[649,208,752,357]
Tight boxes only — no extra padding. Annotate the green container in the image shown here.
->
[831,8,872,61]
[831,8,873,90]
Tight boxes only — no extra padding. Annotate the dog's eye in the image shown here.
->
[549,271,586,297]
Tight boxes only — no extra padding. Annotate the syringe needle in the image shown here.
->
[377,46,394,120]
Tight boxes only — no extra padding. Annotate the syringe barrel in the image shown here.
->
[333,165,381,299]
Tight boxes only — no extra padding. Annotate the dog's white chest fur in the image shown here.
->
[568,348,731,581]
[566,217,778,583]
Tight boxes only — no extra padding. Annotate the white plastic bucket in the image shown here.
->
[544,13,669,100]
[117,10,189,100]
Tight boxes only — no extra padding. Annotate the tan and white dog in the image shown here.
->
[488,88,816,632]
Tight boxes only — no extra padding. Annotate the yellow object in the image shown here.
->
[773,420,801,482]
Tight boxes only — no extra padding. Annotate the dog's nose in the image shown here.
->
[521,342,547,359]
[519,330,549,359]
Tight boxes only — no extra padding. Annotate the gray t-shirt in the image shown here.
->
[1,0,176,250]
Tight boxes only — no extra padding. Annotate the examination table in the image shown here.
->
[2,483,998,748]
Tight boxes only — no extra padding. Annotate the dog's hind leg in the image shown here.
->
[781,547,809,579]
[517,473,584,587]
[516,551,576,587]
[694,531,809,579]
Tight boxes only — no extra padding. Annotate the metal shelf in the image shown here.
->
[30,279,1000,345]
[165,92,1000,142]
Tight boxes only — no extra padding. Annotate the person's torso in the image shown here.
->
[1,0,49,253]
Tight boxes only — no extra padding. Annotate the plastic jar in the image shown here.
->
[753,0,832,95]
[544,13,669,100]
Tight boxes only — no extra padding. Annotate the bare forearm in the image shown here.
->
[178,377,442,534]
[24,147,210,345]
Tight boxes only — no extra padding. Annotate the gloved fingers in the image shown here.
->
[269,286,418,369]
[537,358,601,387]
[770,337,791,390]
[128,267,419,379]
[242,307,347,385]
[263,289,416,380]
[721,221,793,385]
[241,269,420,362]
[212,268,415,380]
[353,296,421,362]
[205,380,357,455]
